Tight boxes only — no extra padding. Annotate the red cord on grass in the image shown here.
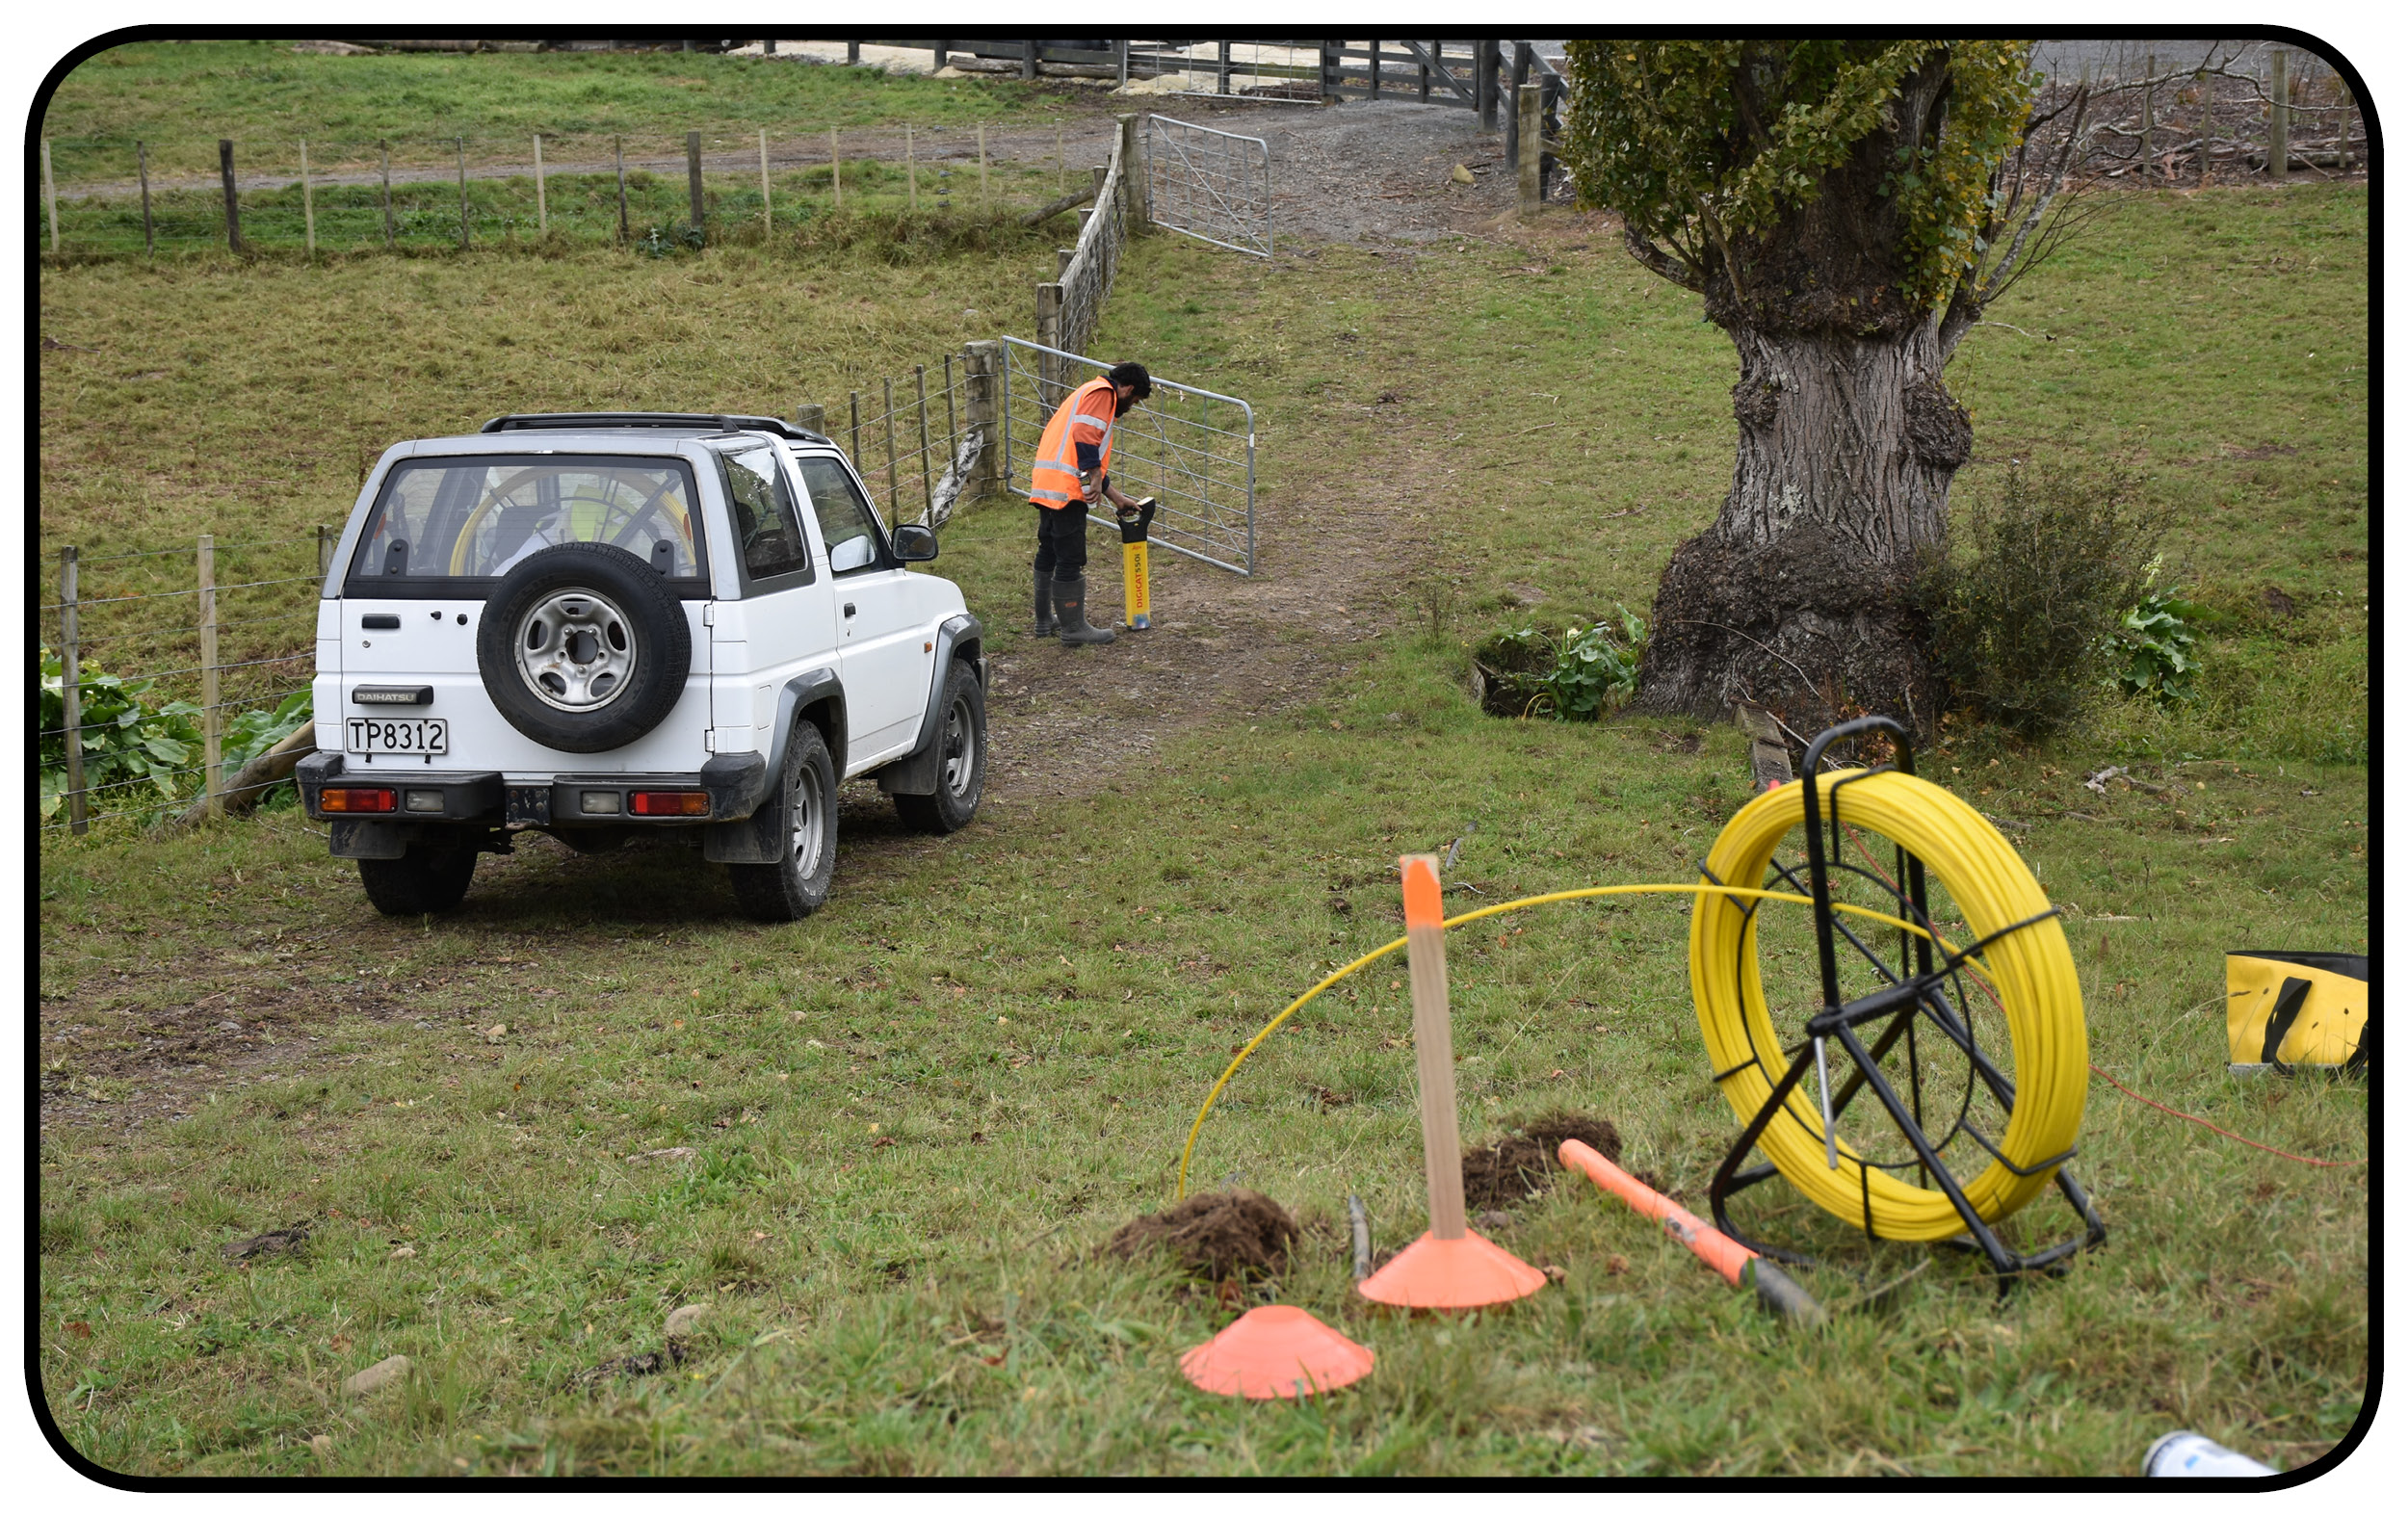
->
[1836,824,2363,1172]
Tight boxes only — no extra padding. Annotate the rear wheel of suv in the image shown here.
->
[358,842,479,916]
[894,660,987,834]
[477,542,693,754]
[728,720,838,922]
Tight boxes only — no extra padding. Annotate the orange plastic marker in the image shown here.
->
[1178,1304,1374,1399]
[1358,854,1548,1311]
[1557,1138,1824,1325]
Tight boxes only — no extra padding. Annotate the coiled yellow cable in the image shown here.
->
[1695,770,2084,1238]
[1175,770,2087,1242]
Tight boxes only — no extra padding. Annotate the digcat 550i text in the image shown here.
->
[299,412,987,922]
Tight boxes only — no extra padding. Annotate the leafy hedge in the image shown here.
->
[39,650,310,824]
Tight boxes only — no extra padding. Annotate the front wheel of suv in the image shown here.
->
[894,660,987,835]
[728,720,838,922]
[358,842,480,916]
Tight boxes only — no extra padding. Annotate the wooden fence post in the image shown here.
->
[1320,40,1341,102]
[1369,40,1381,98]
[1218,39,1233,95]
[915,364,933,520]
[906,124,918,210]
[1517,83,1543,208]
[758,129,772,234]
[220,139,242,252]
[1057,124,1065,193]
[380,141,395,247]
[139,141,154,256]
[941,353,957,454]
[978,124,988,203]
[198,536,222,819]
[1116,39,1129,89]
[883,376,901,508]
[933,41,947,70]
[42,139,59,252]
[457,137,470,248]
[1023,40,1037,80]
[301,140,316,255]
[615,136,630,243]
[1035,283,1062,403]
[2268,47,2290,178]
[962,340,1000,495]
[850,40,863,65]
[793,402,825,434]
[535,134,548,235]
[687,130,706,233]
[59,546,87,835]
[830,127,842,211]
[318,524,334,580]
[850,390,862,465]
[1477,40,1499,128]
[1119,113,1151,231]
[1506,42,1531,168]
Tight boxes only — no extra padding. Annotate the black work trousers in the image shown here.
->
[1033,500,1090,582]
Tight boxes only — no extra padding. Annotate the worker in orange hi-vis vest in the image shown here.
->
[1027,361,1151,646]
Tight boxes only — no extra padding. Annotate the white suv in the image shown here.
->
[297,412,987,922]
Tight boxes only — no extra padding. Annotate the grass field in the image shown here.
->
[40,40,1075,181]
[36,182,2369,1476]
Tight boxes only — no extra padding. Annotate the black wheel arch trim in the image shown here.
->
[876,614,984,797]
[705,667,844,864]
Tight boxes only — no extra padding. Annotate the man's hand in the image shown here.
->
[1079,469,1105,506]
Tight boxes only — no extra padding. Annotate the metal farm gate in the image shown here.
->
[1146,115,1272,259]
[1000,337,1256,577]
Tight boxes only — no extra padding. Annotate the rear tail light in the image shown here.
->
[321,787,398,814]
[629,790,710,817]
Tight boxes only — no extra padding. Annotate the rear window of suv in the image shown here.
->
[348,456,706,590]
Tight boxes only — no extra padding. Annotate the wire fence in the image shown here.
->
[1001,336,1256,577]
[39,534,330,836]
[35,121,1122,259]
[821,353,981,531]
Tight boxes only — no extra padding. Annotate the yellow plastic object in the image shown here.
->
[1693,771,2086,1239]
[1121,538,1152,629]
[2225,952,2369,1071]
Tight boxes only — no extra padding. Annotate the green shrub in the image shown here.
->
[38,649,204,821]
[2109,565,2205,705]
[1918,465,2170,739]
[1474,607,1647,721]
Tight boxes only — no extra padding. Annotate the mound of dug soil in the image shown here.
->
[1106,1190,1298,1281]
[1460,1112,1623,1212]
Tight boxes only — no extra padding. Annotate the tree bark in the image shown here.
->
[1635,55,1974,740]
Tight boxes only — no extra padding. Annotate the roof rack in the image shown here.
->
[479,412,831,444]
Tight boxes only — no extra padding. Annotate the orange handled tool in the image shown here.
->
[1557,1138,1825,1326]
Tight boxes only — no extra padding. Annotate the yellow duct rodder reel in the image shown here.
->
[1697,717,2106,1284]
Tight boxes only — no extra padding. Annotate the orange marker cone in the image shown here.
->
[1178,1304,1375,1399]
[1358,853,1549,1311]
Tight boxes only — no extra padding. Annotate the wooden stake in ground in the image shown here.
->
[42,139,59,252]
[198,536,222,819]
[456,137,469,248]
[1057,124,1065,192]
[139,141,153,256]
[758,129,772,235]
[1400,852,1468,1241]
[220,139,242,252]
[380,140,394,247]
[978,123,988,203]
[830,126,842,210]
[534,134,547,236]
[687,130,706,234]
[301,140,315,256]
[615,136,629,244]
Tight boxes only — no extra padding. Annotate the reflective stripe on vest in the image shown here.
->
[1029,377,1116,510]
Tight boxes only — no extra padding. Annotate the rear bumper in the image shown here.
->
[298,751,768,828]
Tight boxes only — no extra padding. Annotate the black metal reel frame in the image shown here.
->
[1704,716,2107,1287]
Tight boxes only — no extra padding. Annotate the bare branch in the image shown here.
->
[1622,223,1705,292]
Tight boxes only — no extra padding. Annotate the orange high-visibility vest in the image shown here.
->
[1029,377,1117,510]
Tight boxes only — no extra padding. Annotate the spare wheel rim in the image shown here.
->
[514,588,639,713]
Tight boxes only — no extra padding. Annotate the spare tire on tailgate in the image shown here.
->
[477,542,693,753]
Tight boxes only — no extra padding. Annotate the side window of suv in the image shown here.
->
[793,457,889,576]
[720,445,812,585]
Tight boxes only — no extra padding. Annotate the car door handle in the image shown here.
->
[843,603,857,617]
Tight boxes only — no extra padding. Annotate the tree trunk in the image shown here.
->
[1636,314,1969,739]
